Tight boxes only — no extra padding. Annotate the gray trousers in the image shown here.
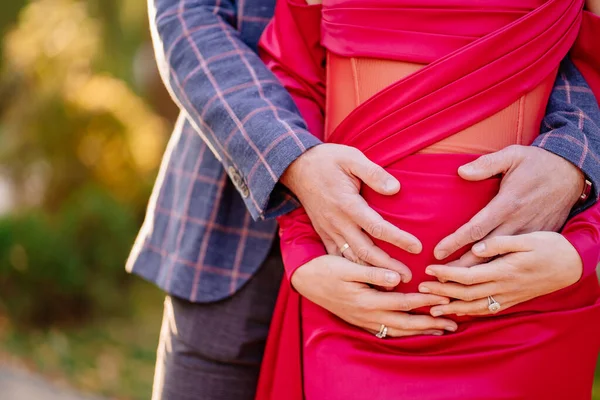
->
[152,246,283,400]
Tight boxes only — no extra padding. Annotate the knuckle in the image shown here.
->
[508,197,523,213]
[400,319,416,330]
[361,300,377,313]
[337,195,356,211]
[366,221,384,239]
[503,269,518,281]
[322,211,337,225]
[478,154,493,169]
[329,195,343,209]
[469,224,485,242]
[464,273,475,286]
[395,296,411,311]
[367,165,384,181]
[345,146,361,158]
[451,236,464,252]
[507,144,522,157]
[463,291,476,302]
[356,246,371,261]
[399,300,411,311]
[365,267,378,284]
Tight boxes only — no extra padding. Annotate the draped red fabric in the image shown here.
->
[256,1,600,399]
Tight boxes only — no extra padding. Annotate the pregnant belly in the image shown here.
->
[360,153,600,320]
[362,153,499,293]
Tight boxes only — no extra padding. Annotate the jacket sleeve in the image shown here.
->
[258,0,328,279]
[149,0,322,221]
[559,11,600,278]
[533,57,600,214]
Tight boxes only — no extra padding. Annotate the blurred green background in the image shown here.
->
[0,1,598,399]
[0,0,175,398]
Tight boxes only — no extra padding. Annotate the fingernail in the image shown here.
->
[436,250,448,260]
[445,325,457,332]
[385,271,399,284]
[472,242,486,254]
[431,309,444,317]
[419,285,431,293]
[384,179,399,192]
[425,267,435,276]
[431,331,444,336]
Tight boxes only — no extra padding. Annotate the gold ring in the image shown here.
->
[340,243,350,255]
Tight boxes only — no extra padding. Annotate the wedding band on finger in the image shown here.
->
[487,295,501,313]
[340,243,350,255]
[375,324,388,339]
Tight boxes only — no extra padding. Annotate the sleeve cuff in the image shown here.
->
[235,130,322,221]
[281,241,327,281]
[561,210,600,280]
[277,208,327,280]
[562,229,598,280]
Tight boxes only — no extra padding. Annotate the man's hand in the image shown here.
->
[433,145,584,264]
[292,255,457,336]
[282,144,422,280]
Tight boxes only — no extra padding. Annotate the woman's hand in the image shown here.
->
[418,232,582,316]
[292,255,457,336]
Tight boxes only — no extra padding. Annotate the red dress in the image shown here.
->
[257,0,600,399]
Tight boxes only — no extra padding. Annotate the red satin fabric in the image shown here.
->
[256,1,600,399]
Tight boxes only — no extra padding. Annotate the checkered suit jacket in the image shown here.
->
[127,0,600,303]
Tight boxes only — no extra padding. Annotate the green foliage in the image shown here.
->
[0,0,168,329]
[0,186,140,327]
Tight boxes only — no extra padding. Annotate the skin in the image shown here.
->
[291,255,458,336]
[286,144,585,336]
[421,232,582,317]
[281,143,422,283]
[587,0,600,15]
[434,145,584,265]
[282,0,596,335]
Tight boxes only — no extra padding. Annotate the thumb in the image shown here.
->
[347,150,400,195]
[458,147,515,181]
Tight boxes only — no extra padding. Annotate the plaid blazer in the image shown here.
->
[127,0,600,303]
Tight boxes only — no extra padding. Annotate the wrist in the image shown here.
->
[550,151,586,206]
[280,145,321,196]
[559,233,584,283]
[290,255,330,291]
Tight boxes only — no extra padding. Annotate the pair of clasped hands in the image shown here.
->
[281,144,585,337]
